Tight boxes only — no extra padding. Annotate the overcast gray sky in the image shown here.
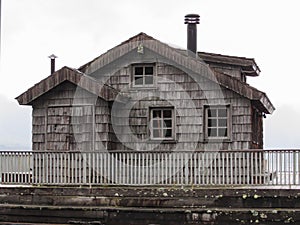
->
[0,0,299,149]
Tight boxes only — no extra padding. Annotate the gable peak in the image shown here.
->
[119,32,156,45]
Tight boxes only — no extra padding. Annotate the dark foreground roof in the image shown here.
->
[16,67,128,105]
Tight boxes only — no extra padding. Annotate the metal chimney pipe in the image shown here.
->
[48,54,57,74]
[184,14,200,55]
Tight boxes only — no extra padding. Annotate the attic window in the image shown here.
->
[133,64,154,87]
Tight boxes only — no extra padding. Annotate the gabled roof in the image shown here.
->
[16,67,128,105]
[16,32,274,113]
[78,32,274,114]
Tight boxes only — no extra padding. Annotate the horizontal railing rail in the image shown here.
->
[0,149,299,187]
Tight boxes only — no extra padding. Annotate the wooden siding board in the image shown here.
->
[32,125,46,134]
[32,116,46,125]
[32,134,45,143]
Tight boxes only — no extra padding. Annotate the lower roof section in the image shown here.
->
[15,67,128,105]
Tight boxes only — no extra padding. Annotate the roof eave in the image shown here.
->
[215,71,274,114]
[253,94,275,114]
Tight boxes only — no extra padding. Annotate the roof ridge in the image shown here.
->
[198,51,255,61]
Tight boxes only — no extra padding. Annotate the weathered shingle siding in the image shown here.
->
[94,98,113,150]
[104,62,253,151]
[31,82,112,152]
[32,100,47,151]
[31,62,255,152]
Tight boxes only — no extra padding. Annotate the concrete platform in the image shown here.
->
[1,186,300,224]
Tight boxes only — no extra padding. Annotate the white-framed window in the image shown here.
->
[205,105,230,139]
[133,64,154,87]
[150,107,174,140]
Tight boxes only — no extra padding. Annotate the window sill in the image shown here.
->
[128,86,158,91]
[147,139,178,144]
[202,138,232,143]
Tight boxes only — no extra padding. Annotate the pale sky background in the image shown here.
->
[0,0,299,149]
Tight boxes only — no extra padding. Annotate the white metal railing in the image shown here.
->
[0,151,32,184]
[1,150,300,186]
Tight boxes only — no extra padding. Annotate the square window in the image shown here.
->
[206,106,230,139]
[133,65,154,86]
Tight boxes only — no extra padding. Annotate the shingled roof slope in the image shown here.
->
[16,67,127,105]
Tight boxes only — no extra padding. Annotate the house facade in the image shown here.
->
[16,18,274,153]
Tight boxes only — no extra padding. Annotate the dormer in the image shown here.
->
[198,52,260,83]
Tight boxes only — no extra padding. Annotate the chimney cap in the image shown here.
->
[184,14,200,24]
[48,54,58,59]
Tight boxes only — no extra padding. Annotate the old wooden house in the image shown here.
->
[12,14,277,186]
[16,15,274,154]
[2,15,299,225]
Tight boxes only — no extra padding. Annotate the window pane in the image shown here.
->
[135,67,143,75]
[153,110,161,118]
[218,128,227,137]
[145,76,153,85]
[152,120,161,128]
[208,119,217,127]
[134,77,143,85]
[163,119,172,128]
[165,129,172,138]
[218,108,227,117]
[208,128,217,137]
[145,66,153,75]
[218,119,227,127]
[163,110,172,118]
[153,129,161,138]
[208,109,217,117]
